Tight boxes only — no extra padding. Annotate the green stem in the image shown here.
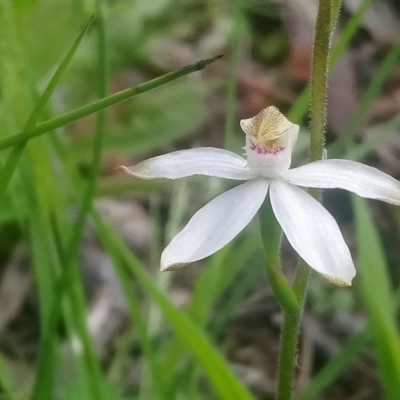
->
[67,5,107,256]
[0,16,93,206]
[277,261,310,400]
[288,0,370,124]
[259,199,299,313]
[276,1,333,399]
[0,54,222,152]
[61,6,110,400]
[309,1,332,163]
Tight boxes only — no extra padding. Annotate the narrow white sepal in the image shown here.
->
[119,148,258,181]
[284,159,400,206]
[161,179,269,271]
[270,179,355,286]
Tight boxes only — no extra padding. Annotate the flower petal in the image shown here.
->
[161,179,269,271]
[119,148,257,180]
[284,159,400,205]
[270,179,355,285]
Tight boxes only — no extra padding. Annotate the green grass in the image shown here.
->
[0,1,399,400]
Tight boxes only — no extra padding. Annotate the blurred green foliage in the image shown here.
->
[0,0,399,400]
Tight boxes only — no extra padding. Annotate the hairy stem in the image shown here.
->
[276,1,333,399]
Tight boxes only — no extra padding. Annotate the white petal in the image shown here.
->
[161,179,269,271]
[270,179,355,285]
[284,159,400,205]
[119,148,257,180]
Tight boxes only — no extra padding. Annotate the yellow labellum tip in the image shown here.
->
[241,106,294,142]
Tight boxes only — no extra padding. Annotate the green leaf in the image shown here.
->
[345,37,400,144]
[353,196,400,400]
[0,15,93,206]
[71,80,206,159]
[296,330,370,400]
[258,198,299,312]
[0,55,223,152]
[92,213,257,400]
[159,235,261,394]
[288,0,372,124]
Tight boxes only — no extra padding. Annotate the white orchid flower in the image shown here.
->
[120,106,400,286]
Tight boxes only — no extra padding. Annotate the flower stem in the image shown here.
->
[277,260,310,400]
[259,199,299,313]
[276,1,334,399]
[309,0,333,163]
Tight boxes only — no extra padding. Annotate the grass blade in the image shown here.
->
[92,213,257,400]
[353,196,400,400]
[345,37,400,143]
[296,330,370,400]
[288,0,371,123]
[0,15,93,205]
[0,54,223,152]
[56,5,113,400]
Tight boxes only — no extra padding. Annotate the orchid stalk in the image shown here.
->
[120,5,400,399]
[119,106,400,286]
[120,104,400,398]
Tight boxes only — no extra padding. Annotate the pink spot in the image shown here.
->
[249,143,285,155]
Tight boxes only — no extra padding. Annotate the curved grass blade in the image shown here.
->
[353,196,400,400]
[296,330,370,400]
[288,0,372,123]
[297,286,400,400]
[92,212,257,400]
[0,16,94,205]
[345,37,400,144]
[55,6,109,400]
[0,54,223,152]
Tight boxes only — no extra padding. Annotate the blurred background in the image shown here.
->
[0,0,400,399]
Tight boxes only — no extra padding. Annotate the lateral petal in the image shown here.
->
[270,179,355,286]
[119,148,257,180]
[161,179,269,271]
[284,159,400,205]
